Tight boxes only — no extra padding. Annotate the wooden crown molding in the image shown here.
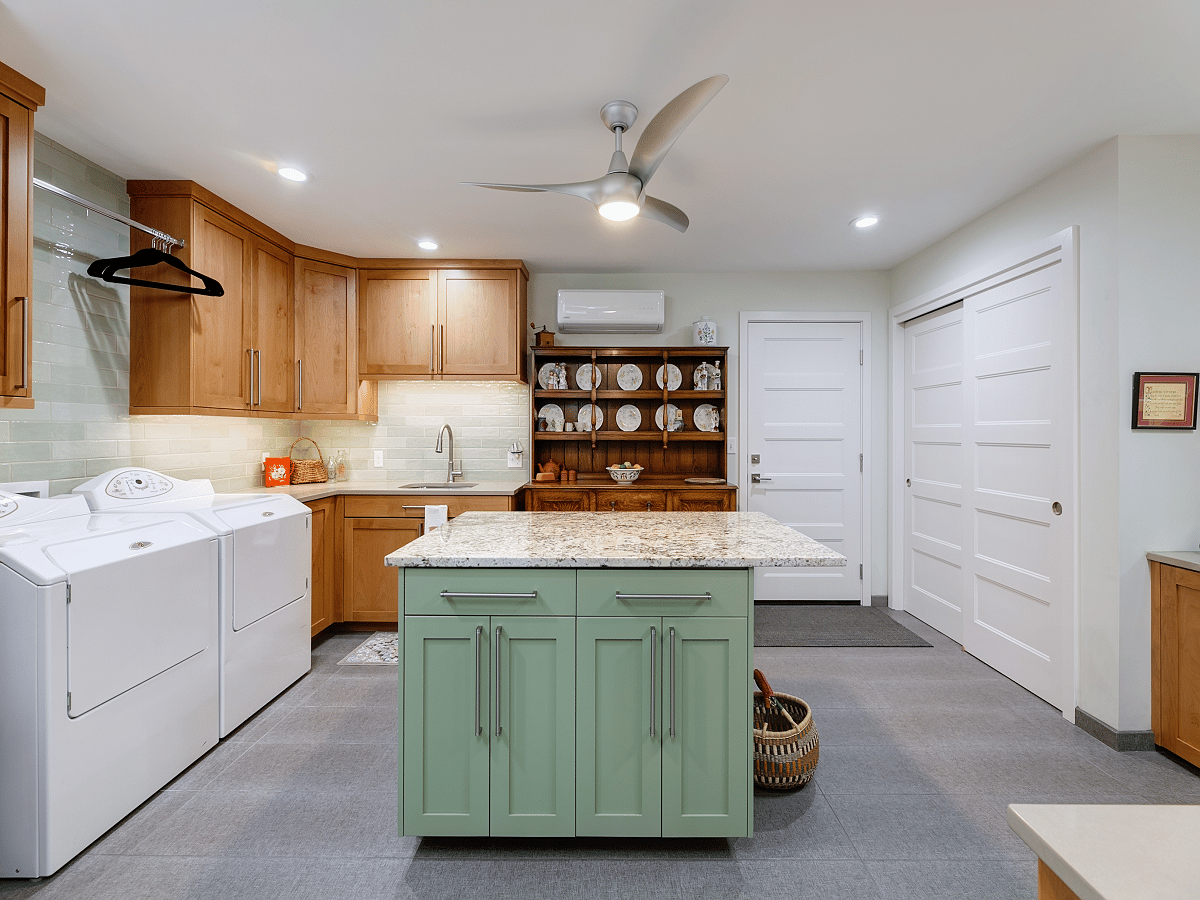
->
[0,59,45,110]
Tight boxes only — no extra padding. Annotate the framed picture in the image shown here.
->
[1132,372,1198,430]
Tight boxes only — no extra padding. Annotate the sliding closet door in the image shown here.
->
[902,303,965,642]
[960,258,1074,712]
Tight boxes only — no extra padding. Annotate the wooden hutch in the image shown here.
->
[525,346,735,511]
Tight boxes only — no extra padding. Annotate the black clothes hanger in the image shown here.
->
[87,247,225,297]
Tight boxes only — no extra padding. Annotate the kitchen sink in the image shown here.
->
[398,482,479,489]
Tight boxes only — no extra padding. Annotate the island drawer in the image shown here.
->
[577,569,749,617]
[405,568,577,616]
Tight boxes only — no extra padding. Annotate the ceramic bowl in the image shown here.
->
[606,466,641,483]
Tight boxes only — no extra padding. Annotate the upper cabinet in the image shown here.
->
[357,263,528,382]
[294,256,360,416]
[0,62,44,409]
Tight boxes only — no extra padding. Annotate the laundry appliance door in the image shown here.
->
[215,500,310,629]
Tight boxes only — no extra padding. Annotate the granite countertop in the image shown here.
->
[385,511,847,569]
[252,479,529,502]
[1146,550,1200,574]
[1008,804,1200,900]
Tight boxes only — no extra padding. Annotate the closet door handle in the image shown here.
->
[14,297,28,389]
[494,624,503,736]
[649,626,657,738]
[474,625,483,737]
[669,626,676,738]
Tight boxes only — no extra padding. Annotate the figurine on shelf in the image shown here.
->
[712,360,722,391]
[693,362,711,390]
[554,362,567,390]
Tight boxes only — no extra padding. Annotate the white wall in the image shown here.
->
[530,271,892,594]
[1114,136,1200,727]
[891,136,1200,733]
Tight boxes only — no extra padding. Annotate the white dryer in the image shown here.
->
[0,489,219,878]
[75,469,312,737]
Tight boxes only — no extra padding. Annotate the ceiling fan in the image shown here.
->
[463,74,728,233]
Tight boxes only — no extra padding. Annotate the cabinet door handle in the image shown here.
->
[13,297,28,389]
[255,349,262,406]
[247,348,254,405]
[494,624,502,736]
[440,591,537,600]
[649,625,657,738]
[615,592,712,602]
[646,501,652,511]
[669,626,676,738]
[297,358,303,410]
[430,324,436,374]
[439,324,444,374]
[474,625,483,737]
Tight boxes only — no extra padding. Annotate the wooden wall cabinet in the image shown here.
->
[1150,559,1200,767]
[0,62,43,409]
[358,264,528,382]
[294,257,361,416]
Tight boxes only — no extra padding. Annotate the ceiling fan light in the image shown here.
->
[598,200,640,221]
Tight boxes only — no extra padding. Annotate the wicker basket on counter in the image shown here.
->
[288,437,328,485]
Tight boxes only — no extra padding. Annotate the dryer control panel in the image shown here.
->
[103,470,175,499]
[74,468,216,509]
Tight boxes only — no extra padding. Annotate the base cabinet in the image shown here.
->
[398,567,752,838]
[306,497,337,636]
[402,615,576,836]
[1151,560,1200,767]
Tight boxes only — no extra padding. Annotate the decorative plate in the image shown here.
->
[693,403,720,432]
[577,403,604,431]
[654,403,682,431]
[576,363,602,391]
[537,362,558,390]
[655,363,682,391]
[537,403,564,429]
[617,364,643,391]
[615,404,642,431]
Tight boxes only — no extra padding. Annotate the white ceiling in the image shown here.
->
[3,1,1199,274]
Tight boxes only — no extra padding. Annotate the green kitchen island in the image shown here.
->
[385,511,845,839]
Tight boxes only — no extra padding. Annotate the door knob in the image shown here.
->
[906,478,911,487]
[751,473,772,484]
[1052,501,1062,515]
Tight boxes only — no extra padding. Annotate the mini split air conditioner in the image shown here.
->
[557,289,665,333]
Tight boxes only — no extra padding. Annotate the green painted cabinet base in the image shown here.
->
[398,567,754,838]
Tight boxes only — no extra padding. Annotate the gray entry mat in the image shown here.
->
[754,604,932,647]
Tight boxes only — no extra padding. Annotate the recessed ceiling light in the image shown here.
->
[851,215,879,229]
[277,167,307,182]
[417,240,439,251]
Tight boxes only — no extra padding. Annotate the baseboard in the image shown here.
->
[1075,707,1156,752]
[870,594,888,607]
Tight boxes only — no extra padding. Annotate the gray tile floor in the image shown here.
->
[5,612,1199,899]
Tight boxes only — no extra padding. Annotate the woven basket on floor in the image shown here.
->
[752,668,819,790]
[289,437,328,485]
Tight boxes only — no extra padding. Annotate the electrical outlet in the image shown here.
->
[373,450,384,468]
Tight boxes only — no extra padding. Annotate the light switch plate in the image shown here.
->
[373,450,384,467]
[507,451,522,468]
[727,434,737,455]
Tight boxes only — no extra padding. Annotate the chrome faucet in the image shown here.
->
[435,424,463,483]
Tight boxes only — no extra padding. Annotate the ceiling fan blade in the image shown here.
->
[629,74,728,188]
[462,180,601,202]
[640,196,689,233]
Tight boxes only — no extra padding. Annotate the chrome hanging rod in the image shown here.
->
[32,177,185,251]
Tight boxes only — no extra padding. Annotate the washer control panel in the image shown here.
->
[103,470,175,499]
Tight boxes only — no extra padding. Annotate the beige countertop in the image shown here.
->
[1008,804,1200,900]
[385,510,846,569]
[252,479,529,502]
[1146,550,1200,573]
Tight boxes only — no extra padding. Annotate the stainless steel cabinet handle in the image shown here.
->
[610,500,617,511]
[247,348,255,405]
[439,324,444,374]
[649,625,657,738]
[14,296,28,389]
[255,349,262,406]
[615,592,712,602]
[297,359,303,410]
[669,626,676,738]
[494,624,502,736]
[440,591,537,600]
[474,625,483,737]
[646,501,652,511]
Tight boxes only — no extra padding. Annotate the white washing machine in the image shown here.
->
[0,489,219,878]
[74,469,312,737]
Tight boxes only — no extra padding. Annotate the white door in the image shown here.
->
[902,303,965,641]
[745,321,864,603]
[960,260,1073,710]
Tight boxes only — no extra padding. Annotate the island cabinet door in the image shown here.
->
[403,616,491,836]
[576,617,662,837]
[660,617,749,838]
[490,616,576,836]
